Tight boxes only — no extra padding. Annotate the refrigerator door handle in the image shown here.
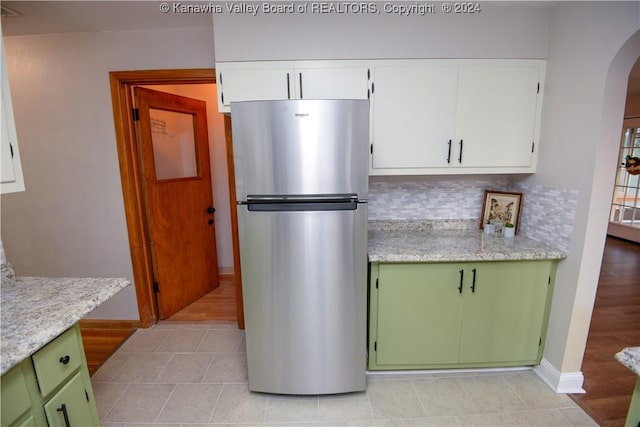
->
[242,194,361,212]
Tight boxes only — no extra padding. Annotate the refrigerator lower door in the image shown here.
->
[238,204,368,395]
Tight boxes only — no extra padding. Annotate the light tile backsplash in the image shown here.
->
[368,176,577,252]
[508,182,578,253]
[368,176,509,221]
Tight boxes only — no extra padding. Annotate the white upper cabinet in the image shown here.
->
[216,59,545,175]
[370,64,458,169]
[1,35,25,194]
[216,61,371,112]
[369,59,545,175]
[453,64,541,169]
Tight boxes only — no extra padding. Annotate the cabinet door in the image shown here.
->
[458,261,551,364]
[1,35,25,194]
[1,363,32,426]
[375,263,464,366]
[370,65,458,170]
[294,67,370,100]
[454,65,540,168]
[43,372,96,427]
[218,65,293,111]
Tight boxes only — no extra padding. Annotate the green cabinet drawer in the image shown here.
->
[0,363,32,426]
[43,372,95,427]
[32,326,83,397]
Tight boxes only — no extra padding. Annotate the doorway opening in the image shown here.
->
[109,69,244,329]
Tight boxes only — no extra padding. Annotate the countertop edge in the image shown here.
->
[1,277,131,375]
[615,347,640,376]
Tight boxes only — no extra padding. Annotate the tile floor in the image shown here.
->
[93,322,598,426]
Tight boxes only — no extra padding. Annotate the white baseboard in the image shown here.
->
[534,358,585,394]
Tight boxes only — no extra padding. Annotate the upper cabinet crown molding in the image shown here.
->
[215,58,546,175]
[1,35,26,194]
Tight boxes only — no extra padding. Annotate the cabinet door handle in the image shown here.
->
[299,72,303,99]
[458,139,464,163]
[57,403,71,427]
[286,73,291,99]
[471,268,477,293]
[59,355,71,365]
[458,269,464,294]
[447,140,452,164]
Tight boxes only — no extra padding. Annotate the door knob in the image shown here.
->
[207,207,215,214]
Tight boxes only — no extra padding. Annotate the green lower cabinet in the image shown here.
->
[369,260,556,370]
[625,377,640,427]
[43,372,96,427]
[0,323,99,427]
[375,263,464,366]
[0,360,47,427]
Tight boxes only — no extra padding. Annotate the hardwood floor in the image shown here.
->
[79,319,139,375]
[167,274,237,321]
[570,236,640,426]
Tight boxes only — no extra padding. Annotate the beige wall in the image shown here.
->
[514,2,639,382]
[1,27,215,320]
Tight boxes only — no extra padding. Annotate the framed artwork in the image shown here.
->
[480,190,523,232]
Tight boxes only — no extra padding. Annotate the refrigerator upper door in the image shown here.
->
[231,99,369,200]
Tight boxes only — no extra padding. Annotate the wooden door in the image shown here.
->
[134,87,219,319]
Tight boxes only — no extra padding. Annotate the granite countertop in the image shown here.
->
[615,347,640,376]
[1,276,131,375]
[368,220,567,263]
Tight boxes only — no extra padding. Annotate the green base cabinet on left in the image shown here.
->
[1,323,100,427]
[368,260,556,370]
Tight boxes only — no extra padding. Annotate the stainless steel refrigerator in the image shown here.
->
[231,99,369,395]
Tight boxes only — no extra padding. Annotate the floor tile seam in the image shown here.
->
[187,381,224,424]
[151,383,179,424]
[499,373,531,410]
[149,352,175,383]
[364,383,376,423]
[199,352,219,385]
[409,376,429,419]
[100,382,133,423]
[554,407,589,427]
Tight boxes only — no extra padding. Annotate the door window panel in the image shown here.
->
[150,108,198,180]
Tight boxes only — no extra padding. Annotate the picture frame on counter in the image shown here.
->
[480,190,523,233]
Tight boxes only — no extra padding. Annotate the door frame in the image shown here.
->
[109,69,244,328]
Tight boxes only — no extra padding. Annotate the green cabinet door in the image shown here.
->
[375,263,464,366]
[369,260,555,370]
[1,362,32,426]
[458,261,551,364]
[43,372,95,427]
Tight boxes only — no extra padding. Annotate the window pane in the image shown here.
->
[611,127,640,229]
[149,109,198,180]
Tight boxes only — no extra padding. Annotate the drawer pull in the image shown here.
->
[57,403,71,427]
[471,268,477,293]
[59,355,71,365]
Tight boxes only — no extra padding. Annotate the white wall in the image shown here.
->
[522,2,640,384]
[1,27,215,320]
[213,2,549,61]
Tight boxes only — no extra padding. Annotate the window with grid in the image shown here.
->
[610,127,640,228]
